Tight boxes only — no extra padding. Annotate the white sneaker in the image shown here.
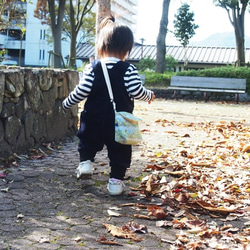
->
[76,160,93,179]
[107,178,125,195]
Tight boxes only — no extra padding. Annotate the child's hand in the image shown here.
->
[148,92,155,104]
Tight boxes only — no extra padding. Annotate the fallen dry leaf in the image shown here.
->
[133,214,152,220]
[147,205,167,219]
[242,144,250,152]
[125,117,250,248]
[107,209,122,217]
[126,221,147,234]
[103,223,142,242]
[97,236,123,246]
[185,219,207,233]
[194,200,238,214]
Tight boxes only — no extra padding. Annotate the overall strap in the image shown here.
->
[101,60,116,111]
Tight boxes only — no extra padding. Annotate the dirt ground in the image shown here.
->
[133,99,250,151]
[1,99,250,249]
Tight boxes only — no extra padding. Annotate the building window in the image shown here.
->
[39,49,45,60]
[40,30,42,40]
[43,30,46,40]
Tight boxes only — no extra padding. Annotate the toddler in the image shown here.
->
[62,16,155,195]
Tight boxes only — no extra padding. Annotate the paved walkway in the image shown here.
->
[0,100,249,249]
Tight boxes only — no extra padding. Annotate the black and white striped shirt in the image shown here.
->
[62,57,153,109]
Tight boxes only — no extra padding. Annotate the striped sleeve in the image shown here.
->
[62,65,94,109]
[124,64,153,102]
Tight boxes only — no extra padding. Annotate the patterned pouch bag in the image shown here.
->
[101,60,142,145]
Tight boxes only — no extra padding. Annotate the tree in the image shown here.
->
[34,0,66,68]
[0,0,23,29]
[94,0,111,57]
[0,0,27,65]
[213,0,250,66]
[173,3,198,47]
[18,26,26,66]
[66,0,95,68]
[173,3,198,69]
[155,0,171,73]
[165,55,177,72]
[96,0,111,30]
[137,56,155,71]
[95,0,111,34]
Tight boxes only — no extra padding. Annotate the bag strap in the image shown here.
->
[101,60,116,110]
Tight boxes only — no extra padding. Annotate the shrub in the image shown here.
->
[165,55,178,72]
[140,71,172,87]
[137,56,155,71]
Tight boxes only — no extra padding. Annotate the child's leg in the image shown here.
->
[76,112,104,178]
[107,143,132,180]
[77,112,104,162]
[106,142,131,195]
[78,139,103,162]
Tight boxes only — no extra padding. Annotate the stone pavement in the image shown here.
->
[0,99,249,249]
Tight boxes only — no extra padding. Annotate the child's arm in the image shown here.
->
[62,67,94,109]
[124,64,154,103]
[148,92,155,104]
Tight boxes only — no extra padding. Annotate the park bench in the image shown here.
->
[168,76,246,103]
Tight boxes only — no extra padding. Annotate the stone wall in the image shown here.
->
[0,67,79,158]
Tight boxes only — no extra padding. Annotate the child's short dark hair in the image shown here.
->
[97,16,134,58]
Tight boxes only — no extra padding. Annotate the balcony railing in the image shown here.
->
[2,37,26,49]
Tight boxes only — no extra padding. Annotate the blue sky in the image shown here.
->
[136,0,250,45]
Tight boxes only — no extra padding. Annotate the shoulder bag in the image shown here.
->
[101,60,142,145]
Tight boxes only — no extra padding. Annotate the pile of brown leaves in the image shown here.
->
[102,119,250,249]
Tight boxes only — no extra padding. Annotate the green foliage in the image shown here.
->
[176,66,250,93]
[137,55,178,73]
[141,65,250,93]
[213,0,250,10]
[173,3,198,47]
[77,62,87,72]
[63,1,96,43]
[0,0,26,29]
[0,49,7,62]
[213,0,249,66]
[137,56,155,71]
[140,71,172,87]
[165,55,178,72]
[79,11,96,44]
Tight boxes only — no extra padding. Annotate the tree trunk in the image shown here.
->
[215,0,248,66]
[233,7,245,66]
[48,0,66,68]
[53,28,63,68]
[69,30,77,68]
[19,33,23,66]
[69,0,76,68]
[155,0,170,73]
[68,0,95,68]
[235,29,245,66]
[96,0,111,35]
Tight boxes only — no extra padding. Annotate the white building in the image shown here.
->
[0,0,138,67]
[25,2,50,67]
[0,0,27,65]
[111,0,138,34]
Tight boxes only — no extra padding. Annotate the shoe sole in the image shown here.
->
[107,184,123,195]
[109,192,123,195]
[77,173,93,180]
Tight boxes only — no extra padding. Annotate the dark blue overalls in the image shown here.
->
[77,60,134,180]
